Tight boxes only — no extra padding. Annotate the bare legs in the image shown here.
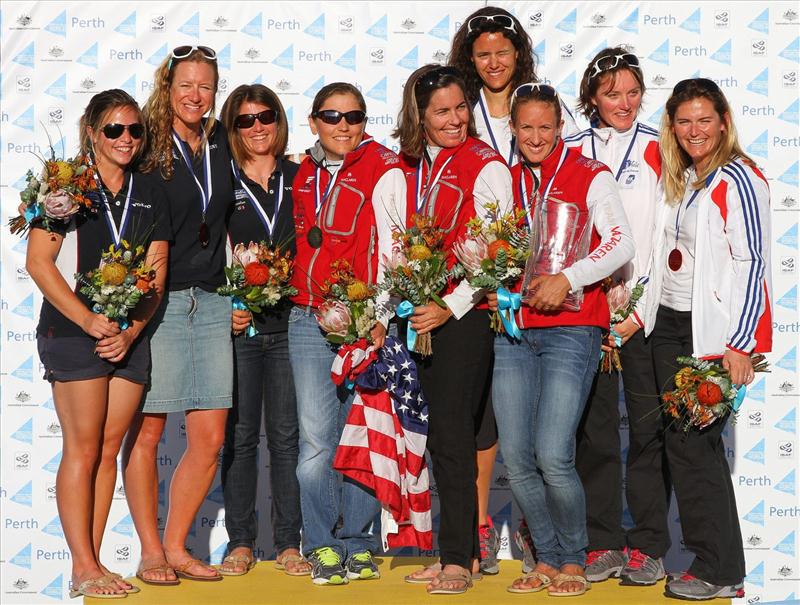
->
[123,407,227,580]
[476,444,497,525]
[54,376,143,597]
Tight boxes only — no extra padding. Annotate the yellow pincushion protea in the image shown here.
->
[408,244,432,261]
[100,262,127,286]
[50,160,74,187]
[674,367,694,389]
[346,280,371,302]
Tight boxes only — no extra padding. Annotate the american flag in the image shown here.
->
[331,336,432,550]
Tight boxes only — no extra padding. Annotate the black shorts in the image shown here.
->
[37,333,150,384]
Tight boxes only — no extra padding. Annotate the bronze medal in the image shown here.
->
[307,226,323,249]
[668,248,682,271]
[198,220,210,248]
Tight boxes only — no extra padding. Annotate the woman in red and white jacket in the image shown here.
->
[489,83,634,597]
[564,47,669,586]
[395,64,514,595]
[635,78,771,602]
[288,82,406,585]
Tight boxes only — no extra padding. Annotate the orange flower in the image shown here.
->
[244,262,271,286]
[487,239,511,260]
[696,381,723,406]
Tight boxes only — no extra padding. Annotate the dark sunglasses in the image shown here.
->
[234,109,278,129]
[467,14,517,34]
[588,53,640,80]
[511,83,559,104]
[415,66,461,95]
[312,109,367,125]
[102,123,145,140]
[672,77,722,95]
[171,45,217,60]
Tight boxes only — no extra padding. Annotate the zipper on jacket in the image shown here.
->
[367,226,376,285]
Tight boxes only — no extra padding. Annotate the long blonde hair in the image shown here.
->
[141,50,219,179]
[659,78,752,204]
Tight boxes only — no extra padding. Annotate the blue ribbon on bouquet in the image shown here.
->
[24,204,42,223]
[396,300,417,352]
[496,287,522,340]
[600,326,623,361]
[231,296,257,337]
[732,385,747,412]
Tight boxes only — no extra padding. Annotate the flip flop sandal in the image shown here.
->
[404,562,482,584]
[69,576,127,599]
[135,562,181,586]
[507,571,553,593]
[427,570,473,595]
[219,554,256,577]
[548,573,591,597]
[172,559,223,582]
[106,573,141,594]
[275,553,311,576]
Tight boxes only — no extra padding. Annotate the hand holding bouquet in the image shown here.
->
[453,203,529,335]
[316,259,377,345]
[76,240,156,330]
[217,241,298,336]
[599,277,644,373]
[9,145,98,235]
[381,214,453,357]
[661,354,769,432]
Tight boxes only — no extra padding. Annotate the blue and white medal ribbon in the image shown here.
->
[230,160,283,238]
[415,154,455,212]
[172,132,213,219]
[476,89,516,165]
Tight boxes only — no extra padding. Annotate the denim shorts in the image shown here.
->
[37,333,150,384]
[142,287,233,413]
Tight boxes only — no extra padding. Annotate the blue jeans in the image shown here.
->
[288,307,380,558]
[492,325,601,569]
[221,331,302,555]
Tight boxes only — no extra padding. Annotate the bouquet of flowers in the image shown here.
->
[661,354,769,433]
[382,213,453,357]
[599,277,644,373]
[9,146,98,235]
[452,203,529,334]
[217,241,298,336]
[315,259,377,345]
[76,240,156,329]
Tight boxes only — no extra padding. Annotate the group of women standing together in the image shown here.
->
[28,5,772,601]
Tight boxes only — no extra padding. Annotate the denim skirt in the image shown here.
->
[142,287,233,413]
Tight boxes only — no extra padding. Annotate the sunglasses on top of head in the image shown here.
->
[312,109,367,125]
[168,45,217,70]
[511,82,559,104]
[466,14,517,34]
[588,53,640,80]
[234,109,278,129]
[102,123,145,140]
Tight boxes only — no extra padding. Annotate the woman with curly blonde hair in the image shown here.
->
[122,45,235,585]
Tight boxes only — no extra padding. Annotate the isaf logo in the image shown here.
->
[339,16,354,32]
[46,483,57,500]
[778,441,794,457]
[747,596,762,604]
[714,11,730,28]
[115,544,131,561]
[781,256,795,274]
[528,12,543,27]
[747,410,762,428]
[751,40,767,56]
[49,107,64,124]
[370,48,384,65]
[619,43,636,53]
[782,71,798,88]
[560,43,574,59]
[150,15,166,32]
[15,452,30,469]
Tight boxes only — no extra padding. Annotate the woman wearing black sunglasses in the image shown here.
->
[288,82,406,586]
[216,84,309,578]
[567,47,668,587]
[488,83,633,596]
[26,89,169,598]
[395,64,513,595]
[448,8,581,573]
[122,45,236,584]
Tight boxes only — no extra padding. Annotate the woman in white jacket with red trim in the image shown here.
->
[636,78,772,601]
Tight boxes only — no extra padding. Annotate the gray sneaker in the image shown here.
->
[665,574,745,600]
[308,547,348,585]
[478,519,500,575]
[345,551,380,580]
[585,549,627,582]
[513,523,536,574]
[620,548,666,586]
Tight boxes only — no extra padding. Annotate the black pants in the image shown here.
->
[577,330,671,557]
[651,305,745,586]
[416,309,493,568]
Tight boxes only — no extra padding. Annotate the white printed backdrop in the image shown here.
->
[0,1,797,603]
